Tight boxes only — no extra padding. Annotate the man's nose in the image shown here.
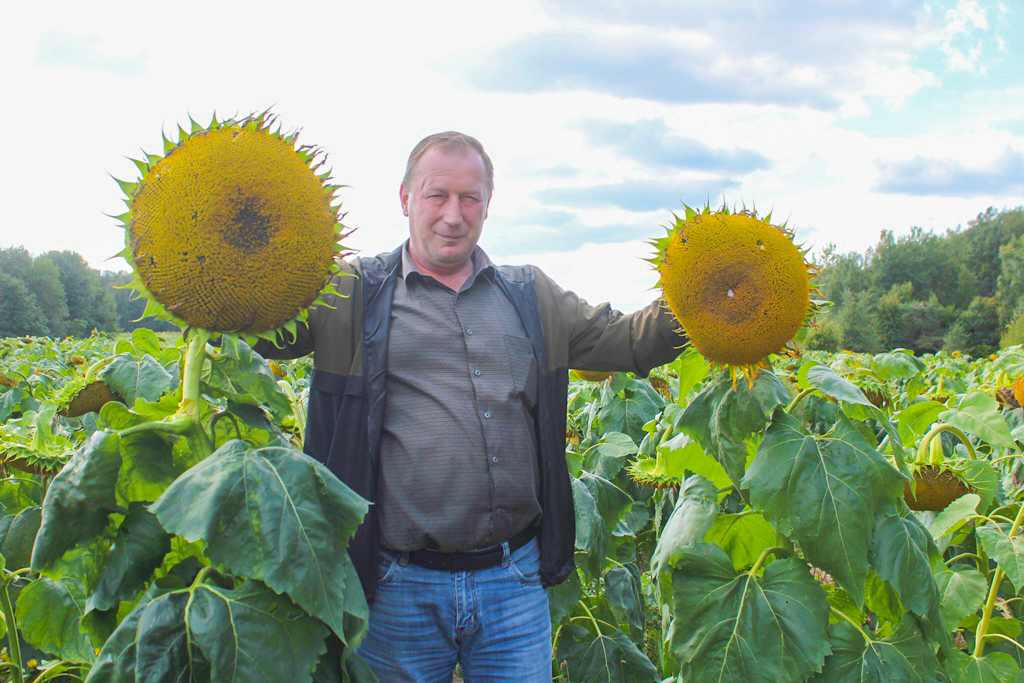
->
[441,197,463,224]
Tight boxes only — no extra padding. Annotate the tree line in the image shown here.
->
[809,206,1024,357]
[4,206,1024,352]
[0,246,176,338]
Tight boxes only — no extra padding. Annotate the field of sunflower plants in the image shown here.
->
[7,109,1024,683]
[5,330,1024,681]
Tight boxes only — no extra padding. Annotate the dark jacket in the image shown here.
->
[260,244,684,600]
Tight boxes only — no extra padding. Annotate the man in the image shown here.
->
[263,132,684,681]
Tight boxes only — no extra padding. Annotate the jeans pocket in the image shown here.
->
[508,541,542,586]
[377,553,400,588]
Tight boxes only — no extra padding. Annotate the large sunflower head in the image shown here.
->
[650,203,817,386]
[114,111,347,337]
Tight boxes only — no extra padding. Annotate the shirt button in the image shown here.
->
[466,328,473,335]
[484,411,491,418]
[474,369,481,376]
[492,456,498,463]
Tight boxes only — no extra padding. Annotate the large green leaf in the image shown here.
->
[896,401,945,444]
[549,569,584,625]
[0,505,41,570]
[572,473,633,576]
[205,337,293,417]
[116,430,178,505]
[868,502,946,644]
[557,625,659,683]
[935,565,988,631]
[15,576,95,663]
[604,564,644,637]
[134,591,195,682]
[679,370,790,486]
[809,619,938,682]
[940,392,1016,449]
[584,432,638,480]
[86,502,171,613]
[101,354,175,406]
[658,433,731,488]
[85,563,199,683]
[667,544,830,683]
[187,579,329,683]
[651,475,717,575]
[705,511,775,571]
[32,430,122,570]
[669,346,711,400]
[744,411,905,606]
[952,650,1022,683]
[805,364,873,406]
[151,440,369,642]
[976,524,1024,593]
[597,379,664,444]
[870,351,925,381]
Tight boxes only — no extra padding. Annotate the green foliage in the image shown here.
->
[0,271,49,337]
[945,296,1000,357]
[42,250,120,337]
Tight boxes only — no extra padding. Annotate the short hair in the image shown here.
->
[402,131,494,194]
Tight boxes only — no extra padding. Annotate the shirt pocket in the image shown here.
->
[504,334,538,409]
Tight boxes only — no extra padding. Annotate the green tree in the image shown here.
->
[814,244,870,308]
[836,290,880,353]
[0,247,71,336]
[868,226,959,306]
[948,207,1024,300]
[945,296,1000,357]
[996,232,1024,326]
[0,271,49,337]
[43,250,119,336]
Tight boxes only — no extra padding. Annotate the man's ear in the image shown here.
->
[399,184,409,217]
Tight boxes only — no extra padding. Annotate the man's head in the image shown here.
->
[402,132,493,195]
[400,132,493,277]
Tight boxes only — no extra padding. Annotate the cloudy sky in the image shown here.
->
[1,0,1021,311]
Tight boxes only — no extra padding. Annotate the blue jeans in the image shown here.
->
[357,537,552,682]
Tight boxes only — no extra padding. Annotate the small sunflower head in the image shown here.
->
[114,110,348,338]
[649,203,817,386]
[573,370,614,382]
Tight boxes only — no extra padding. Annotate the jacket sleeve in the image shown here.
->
[530,266,688,376]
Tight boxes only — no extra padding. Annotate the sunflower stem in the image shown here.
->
[178,329,214,458]
[785,388,816,413]
[0,576,24,683]
[974,501,1024,658]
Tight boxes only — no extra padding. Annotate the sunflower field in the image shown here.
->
[5,332,1024,681]
[7,111,1024,682]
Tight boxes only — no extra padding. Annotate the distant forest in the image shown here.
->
[3,206,1024,356]
[809,206,1024,358]
[0,247,175,339]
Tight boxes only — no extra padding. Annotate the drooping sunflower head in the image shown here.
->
[650,203,818,386]
[114,111,347,337]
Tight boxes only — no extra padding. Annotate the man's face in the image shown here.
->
[400,147,490,275]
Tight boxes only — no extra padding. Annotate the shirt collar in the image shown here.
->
[400,242,496,286]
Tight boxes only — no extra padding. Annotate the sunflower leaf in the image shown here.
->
[15,576,95,664]
[666,544,830,683]
[678,369,790,486]
[743,411,906,606]
[809,619,939,682]
[32,431,122,570]
[150,440,369,643]
[940,392,1016,449]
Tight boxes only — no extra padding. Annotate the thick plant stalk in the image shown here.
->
[974,500,1024,657]
[0,580,24,683]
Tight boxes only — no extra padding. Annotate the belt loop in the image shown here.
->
[500,541,511,568]
[398,551,409,567]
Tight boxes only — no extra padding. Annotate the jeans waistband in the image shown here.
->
[403,526,536,571]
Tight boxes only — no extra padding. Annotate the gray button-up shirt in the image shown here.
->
[376,246,541,552]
